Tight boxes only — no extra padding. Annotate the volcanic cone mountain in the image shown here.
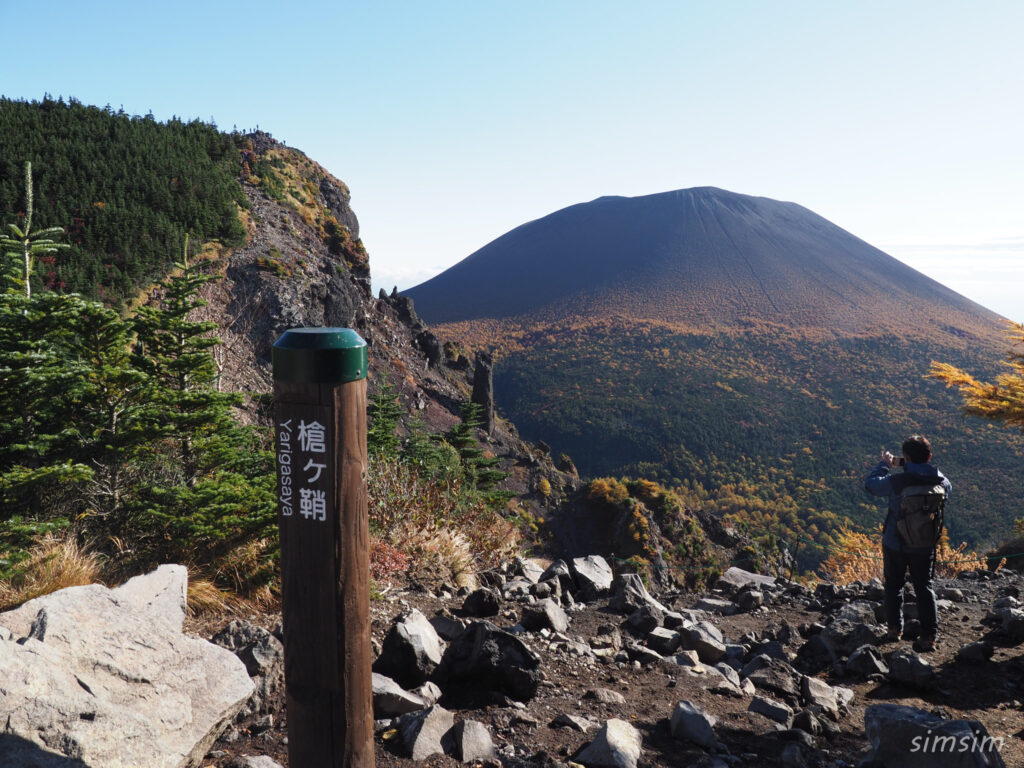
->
[405,187,1024,569]
[405,187,1001,338]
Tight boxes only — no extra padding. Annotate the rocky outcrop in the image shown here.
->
[0,566,253,768]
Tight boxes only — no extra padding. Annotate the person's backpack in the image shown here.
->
[895,474,946,549]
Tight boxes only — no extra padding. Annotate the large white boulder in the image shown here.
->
[0,565,253,768]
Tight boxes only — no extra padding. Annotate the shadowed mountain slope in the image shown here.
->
[405,187,1001,339]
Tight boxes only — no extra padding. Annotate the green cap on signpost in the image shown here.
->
[272,327,367,384]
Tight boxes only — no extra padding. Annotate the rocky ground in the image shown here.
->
[190,559,1024,768]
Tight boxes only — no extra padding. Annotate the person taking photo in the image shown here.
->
[864,434,951,653]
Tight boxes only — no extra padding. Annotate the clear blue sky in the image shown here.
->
[4,1,1023,322]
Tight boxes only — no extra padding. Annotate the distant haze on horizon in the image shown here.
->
[3,1,1023,323]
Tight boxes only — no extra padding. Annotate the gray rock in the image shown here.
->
[821,618,887,659]
[516,557,547,584]
[938,586,965,602]
[626,642,665,665]
[0,567,253,768]
[372,672,429,717]
[1002,608,1024,640]
[957,641,995,663]
[680,621,727,663]
[450,719,496,763]
[225,758,284,768]
[833,600,879,625]
[434,621,542,702]
[576,719,643,768]
[646,627,682,655]
[462,587,501,617]
[749,695,794,727]
[792,709,822,737]
[540,559,576,592]
[746,658,801,702]
[429,613,468,641]
[847,644,889,677]
[627,604,664,633]
[715,566,777,594]
[865,703,1006,767]
[551,713,598,732]
[212,622,283,679]
[398,705,455,761]
[670,700,718,749]
[585,688,627,705]
[737,590,765,611]
[373,608,445,688]
[609,573,669,614]
[112,564,189,631]
[521,598,570,633]
[800,675,839,719]
[694,597,738,615]
[662,610,688,630]
[714,663,742,688]
[571,556,614,600]
[413,681,443,706]
[887,649,936,688]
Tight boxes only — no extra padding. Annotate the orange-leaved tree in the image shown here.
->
[930,322,1024,562]
[929,321,1024,431]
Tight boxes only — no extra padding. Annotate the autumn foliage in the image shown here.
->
[819,523,991,584]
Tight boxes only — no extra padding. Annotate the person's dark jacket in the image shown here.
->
[865,460,952,552]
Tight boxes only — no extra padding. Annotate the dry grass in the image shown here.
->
[368,458,522,589]
[0,534,104,611]
[184,573,245,617]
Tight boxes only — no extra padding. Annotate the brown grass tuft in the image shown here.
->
[0,534,104,611]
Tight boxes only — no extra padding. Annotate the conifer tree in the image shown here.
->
[131,236,240,486]
[367,375,405,459]
[1,162,69,298]
[445,401,507,494]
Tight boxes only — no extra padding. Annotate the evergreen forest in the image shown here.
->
[0,96,247,302]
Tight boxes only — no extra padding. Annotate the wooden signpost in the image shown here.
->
[272,327,373,768]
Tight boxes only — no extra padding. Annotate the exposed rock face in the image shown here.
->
[471,350,495,436]
[0,566,253,768]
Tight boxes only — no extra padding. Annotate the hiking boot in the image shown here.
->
[913,634,937,653]
[883,626,902,643]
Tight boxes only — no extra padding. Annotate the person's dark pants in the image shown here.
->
[883,545,937,637]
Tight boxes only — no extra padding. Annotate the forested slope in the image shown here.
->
[0,96,246,300]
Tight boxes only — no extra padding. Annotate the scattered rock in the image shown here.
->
[373,608,446,688]
[521,598,570,633]
[462,588,502,617]
[372,672,429,717]
[749,695,794,727]
[886,649,936,689]
[864,703,1007,768]
[449,719,497,763]
[435,621,542,702]
[575,719,643,768]
[669,700,718,749]
[397,705,455,760]
[571,556,614,601]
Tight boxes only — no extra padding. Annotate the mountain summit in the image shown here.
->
[406,187,999,338]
